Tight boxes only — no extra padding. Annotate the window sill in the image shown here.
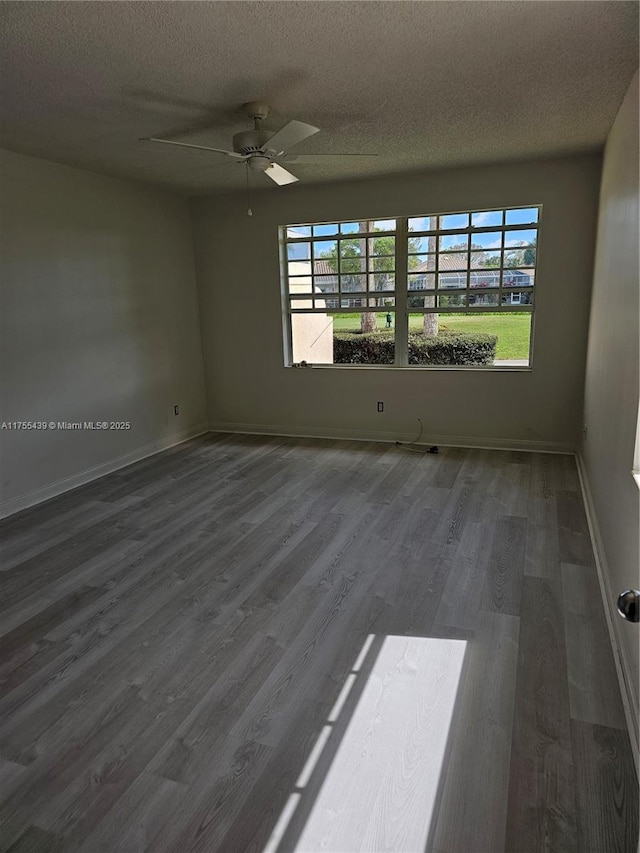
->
[288,363,533,372]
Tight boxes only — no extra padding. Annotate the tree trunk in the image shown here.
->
[359,221,376,333]
[361,310,377,332]
[423,220,438,336]
[423,312,439,336]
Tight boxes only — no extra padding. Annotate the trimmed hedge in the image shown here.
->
[333,329,497,365]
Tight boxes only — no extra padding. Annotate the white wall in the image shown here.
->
[0,150,207,514]
[580,72,639,744]
[191,155,601,451]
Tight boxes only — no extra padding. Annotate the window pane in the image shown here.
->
[339,239,363,257]
[440,233,468,251]
[468,292,499,307]
[372,219,396,231]
[505,229,537,247]
[409,255,436,275]
[289,261,311,278]
[408,236,433,253]
[408,293,436,309]
[314,256,337,274]
[408,273,435,291]
[406,312,531,365]
[340,222,361,234]
[472,231,502,250]
[370,257,395,274]
[470,250,501,269]
[331,312,395,365]
[470,270,501,288]
[438,272,467,289]
[291,298,313,309]
[287,242,310,260]
[520,248,536,267]
[340,255,365,273]
[408,216,438,232]
[313,240,337,259]
[439,252,468,270]
[292,312,334,364]
[501,291,534,305]
[503,269,535,287]
[341,274,366,292]
[288,276,312,289]
[314,274,338,293]
[369,237,395,256]
[439,213,469,230]
[506,208,539,225]
[504,249,521,268]
[369,272,395,291]
[471,210,503,228]
[313,223,339,236]
[438,293,467,307]
[287,225,311,238]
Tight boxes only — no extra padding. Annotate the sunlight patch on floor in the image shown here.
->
[263,634,467,853]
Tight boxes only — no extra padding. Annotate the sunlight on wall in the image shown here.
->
[263,633,467,853]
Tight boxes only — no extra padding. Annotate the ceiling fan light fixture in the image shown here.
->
[247,156,271,172]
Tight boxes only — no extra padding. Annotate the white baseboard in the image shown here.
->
[210,421,575,455]
[0,423,210,519]
[575,452,640,776]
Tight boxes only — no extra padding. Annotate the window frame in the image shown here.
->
[280,206,540,370]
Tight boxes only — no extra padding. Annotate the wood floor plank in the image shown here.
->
[5,825,66,853]
[495,459,531,518]
[0,436,635,853]
[557,489,595,567]
[76,773,187,853]
[571,719,639,853]
[505,575,577,853]
[0,758,26,801]
[214,698,331,853]
[524,498,560,579]
[482,515,526,616]
[561,563,627,730]
[434,520,495,632]
[432,610,520,853]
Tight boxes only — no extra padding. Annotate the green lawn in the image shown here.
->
[330,312,531,359]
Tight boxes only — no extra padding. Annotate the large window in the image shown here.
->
[282,207,539,368]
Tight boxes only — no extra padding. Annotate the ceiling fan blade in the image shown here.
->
[140,138,245,158]
[265,163,299,186]
[262,120,319,154]
[283,153,380,163]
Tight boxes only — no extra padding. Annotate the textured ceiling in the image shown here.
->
[1,1,638,196]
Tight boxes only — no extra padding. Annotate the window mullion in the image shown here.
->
[395,217,409,366]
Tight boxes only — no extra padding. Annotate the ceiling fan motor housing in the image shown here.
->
[232,129,275,156]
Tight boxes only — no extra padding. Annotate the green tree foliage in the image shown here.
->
[447,239,537,268]
[317,226,421,332]
[523,237,537,266]
[319,233,422,281]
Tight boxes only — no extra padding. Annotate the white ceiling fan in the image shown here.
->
[140,100,377,186]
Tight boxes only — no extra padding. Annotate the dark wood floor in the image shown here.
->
[0,433,637,852]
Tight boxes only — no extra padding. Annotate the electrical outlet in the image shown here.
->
[377,401,384,413]
[174,404,180,416]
